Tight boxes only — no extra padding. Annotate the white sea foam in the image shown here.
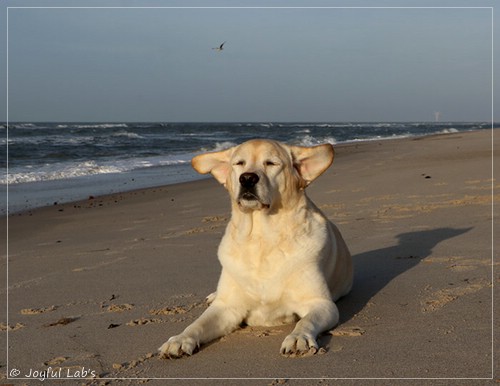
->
[74,123,129,129]
[342,134,412,144]
[294,135,337,147]
[2,156,191,185]
[201,141,237,153]
[111,130,144,139]
[3,161,120,184]
[6,133,94,146]
[8,123,37,129]
[438,128,459,134]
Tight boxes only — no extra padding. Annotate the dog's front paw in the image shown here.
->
[158,334,198,358]
[280,333,318,357]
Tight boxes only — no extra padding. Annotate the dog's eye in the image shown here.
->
[265,160,278,166]
[234,160,245,166]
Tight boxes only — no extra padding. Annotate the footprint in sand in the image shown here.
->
[44,356,68,366]
[107,304,134,312]
[149,305,189,315]
[0,322,25,331]
[111,352,156,374]
[20,305,57,314]
[330,326,366,337]
[202,215,229,223]
[126,318,164,326]
[421,278,491,313]
[149,302,204,316]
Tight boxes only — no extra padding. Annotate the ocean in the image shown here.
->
[1,121,492,214]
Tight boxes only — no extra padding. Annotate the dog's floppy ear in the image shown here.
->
[289,143,334,186]
[191,147,234,185]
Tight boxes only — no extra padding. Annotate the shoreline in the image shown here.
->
[4,128,494,217]
[1,128,497,381]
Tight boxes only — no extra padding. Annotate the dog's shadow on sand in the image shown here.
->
[331,227,472,334]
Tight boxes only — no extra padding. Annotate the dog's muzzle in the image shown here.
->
[237,172,269,210]
[239,172,259,200]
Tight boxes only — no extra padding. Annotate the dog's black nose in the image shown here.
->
[239,173,259,188]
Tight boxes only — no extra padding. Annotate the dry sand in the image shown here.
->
[1,129,498,385]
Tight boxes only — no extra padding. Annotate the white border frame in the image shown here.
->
[4,5,495,382]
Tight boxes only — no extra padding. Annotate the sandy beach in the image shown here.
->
[1,129,498,385]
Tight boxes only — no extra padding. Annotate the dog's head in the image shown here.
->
[192,139,334,212]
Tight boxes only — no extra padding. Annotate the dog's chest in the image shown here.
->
[221,240,305,326]
[220,235,298,301]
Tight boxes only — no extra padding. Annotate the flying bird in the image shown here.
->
[212,41,226,51]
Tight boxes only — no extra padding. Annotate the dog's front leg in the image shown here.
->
[159,302,244,358]
[280,299,339,356]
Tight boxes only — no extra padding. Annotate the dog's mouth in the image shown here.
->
[241,191,259,201]
[237,191,270,211]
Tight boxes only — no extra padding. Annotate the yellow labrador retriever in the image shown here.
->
[159,139,352,357]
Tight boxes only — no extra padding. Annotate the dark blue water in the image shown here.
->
[1,121,492,213]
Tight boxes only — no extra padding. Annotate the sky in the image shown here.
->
[1,0,498,122]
